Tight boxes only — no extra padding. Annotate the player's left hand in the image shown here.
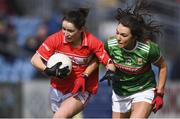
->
[71,74,88,95]
[44,62,70,78]
[99,70,117,86]
[152,93,164,113]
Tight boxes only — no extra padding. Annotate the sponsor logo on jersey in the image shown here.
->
[125,57,132,65]
[114,63,151,74]
[69,56,91,65]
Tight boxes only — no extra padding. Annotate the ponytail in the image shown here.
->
[78,8,89,18]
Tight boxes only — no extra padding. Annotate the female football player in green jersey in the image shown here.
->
[100,0,167,118]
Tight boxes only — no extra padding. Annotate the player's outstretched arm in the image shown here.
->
[152,56,167,113]
[154,57,167,95]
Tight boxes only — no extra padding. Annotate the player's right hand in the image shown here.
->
[99,70,117,86]
[152,93,164,113]
[71,74,88,95]
[44,62,70,78]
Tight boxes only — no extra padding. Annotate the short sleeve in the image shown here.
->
[148,41,161,63]
[88,35,110,65]
[37,34,59,61]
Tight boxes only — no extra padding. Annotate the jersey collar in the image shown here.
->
[123,41,138,52]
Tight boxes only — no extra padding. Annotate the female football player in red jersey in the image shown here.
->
[100,0,167,118]
[31,8,115,118]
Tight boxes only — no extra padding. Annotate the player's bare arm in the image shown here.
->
[83,57,99,76]
[154,56,167,94]
[31,53,46,71]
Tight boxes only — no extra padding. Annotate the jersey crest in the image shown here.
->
[137,57,143,65]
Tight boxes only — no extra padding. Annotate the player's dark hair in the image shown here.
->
[62,8,89,29]
[115,0,161,42]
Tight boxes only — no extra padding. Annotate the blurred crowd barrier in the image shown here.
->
[0,80,180,118]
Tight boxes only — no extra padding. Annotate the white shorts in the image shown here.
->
[112,88,155,113]
[49,87,91,112]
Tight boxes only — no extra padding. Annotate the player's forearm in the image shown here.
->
[83,57,99,76]
[106,60,116,71]
[157,59,167,94]
[31,53,46,72]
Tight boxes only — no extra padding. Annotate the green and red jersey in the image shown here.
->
[105,36,161,96]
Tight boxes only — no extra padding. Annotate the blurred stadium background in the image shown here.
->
[0,0,180,118]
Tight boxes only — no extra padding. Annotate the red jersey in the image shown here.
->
[37,30,110,94]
